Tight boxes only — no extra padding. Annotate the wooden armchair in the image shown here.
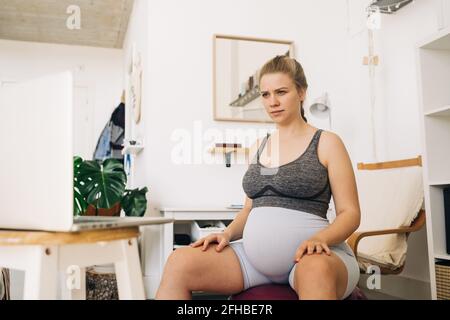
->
[347,156,426,275]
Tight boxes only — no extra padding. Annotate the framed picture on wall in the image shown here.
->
[126,42,143,127]
[213,34,294,123]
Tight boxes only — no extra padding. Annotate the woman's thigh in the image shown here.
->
[162,243,245,294]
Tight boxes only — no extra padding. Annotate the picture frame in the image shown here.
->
[213,34,295,123]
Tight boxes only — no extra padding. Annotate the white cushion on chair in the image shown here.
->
[352,165,424,270]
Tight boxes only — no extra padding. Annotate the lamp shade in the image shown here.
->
[309,92,332,129]
[309,93,331,118]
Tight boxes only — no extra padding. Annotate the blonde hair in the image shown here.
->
[259,55,308,122]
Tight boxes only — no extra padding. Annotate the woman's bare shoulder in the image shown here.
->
[320,130,344,146]
[317,130,347,167]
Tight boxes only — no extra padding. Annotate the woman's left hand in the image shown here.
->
[294,237,331,263]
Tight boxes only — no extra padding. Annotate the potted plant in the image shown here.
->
[73,156,148,217]
[73,156,149,299]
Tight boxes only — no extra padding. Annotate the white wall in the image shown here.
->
[373,0,439,285]
[123,0,149,140]
[122,0,149,188]
[358,0,441,284]
[133,0,351,215]
[0,39,124,160]
[130,0,448,298]
[346,0,450,163]
[345,0,450,291]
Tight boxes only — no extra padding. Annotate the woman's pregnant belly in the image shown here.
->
[242,206,330,279]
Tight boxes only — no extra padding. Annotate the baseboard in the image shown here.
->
[359,273,431,300]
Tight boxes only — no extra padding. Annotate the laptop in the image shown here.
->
[0,71,172,232]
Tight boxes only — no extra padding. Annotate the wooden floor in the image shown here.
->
[360,287,401,300]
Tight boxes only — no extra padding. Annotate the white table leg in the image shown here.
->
[23,246,58,300]
[61,267,86,300]
[163,222,174,267]
[114,238,145,300]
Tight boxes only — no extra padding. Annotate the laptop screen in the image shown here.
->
[0,71,74,231]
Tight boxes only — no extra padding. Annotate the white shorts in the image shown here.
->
[229,206,360,299]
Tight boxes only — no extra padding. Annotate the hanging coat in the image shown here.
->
[93,103,125,161]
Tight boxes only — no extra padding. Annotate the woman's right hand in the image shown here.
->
[190,232,232,252]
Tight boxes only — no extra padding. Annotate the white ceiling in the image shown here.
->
[0,0,134,48]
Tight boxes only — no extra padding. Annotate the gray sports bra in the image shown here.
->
[242,129,331,219]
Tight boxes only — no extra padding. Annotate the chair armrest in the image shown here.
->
[347,209,425,258]
[347,228,411,259]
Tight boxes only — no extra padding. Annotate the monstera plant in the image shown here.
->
[73,156,148,217]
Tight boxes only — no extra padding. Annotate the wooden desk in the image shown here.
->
[0,227,144,300]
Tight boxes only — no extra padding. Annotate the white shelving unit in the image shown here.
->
[417,26,450,300]
[424,105,450,117]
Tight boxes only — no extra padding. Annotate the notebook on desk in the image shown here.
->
[0,71,172,232]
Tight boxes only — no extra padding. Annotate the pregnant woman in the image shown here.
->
[156,55,361,300]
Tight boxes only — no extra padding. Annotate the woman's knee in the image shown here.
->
[295,255,336,283]
[163,247,199,280]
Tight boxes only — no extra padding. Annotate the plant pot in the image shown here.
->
[84,202,121,217]
[86,266,118,300]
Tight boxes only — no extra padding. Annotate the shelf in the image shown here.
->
[418,26,450,50]
[209,147,249,154]
[121,143,144,155]
[435,253,450,261]
[161,209,238,222]
[229,87,260,107]
[424,105,450,117]
[429,181,450,187]
[209,146,249,167]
